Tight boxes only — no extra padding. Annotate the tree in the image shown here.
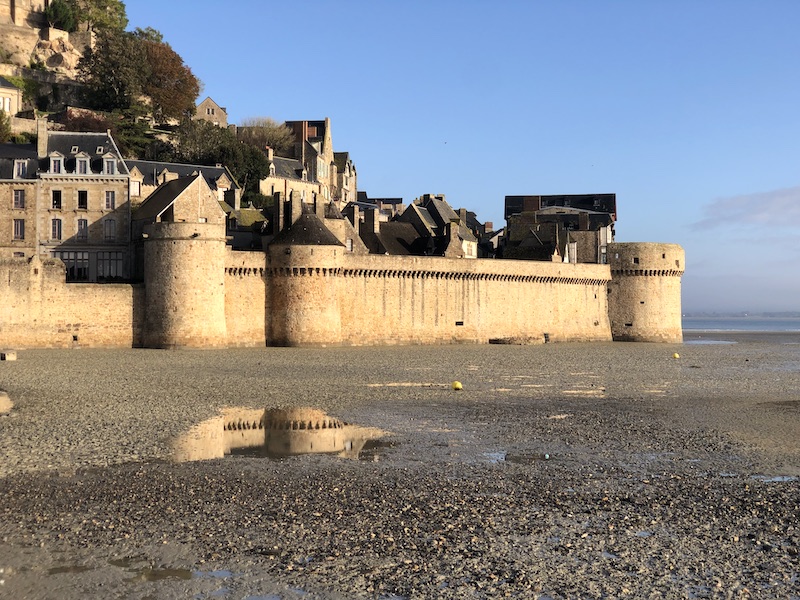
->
[78,30,148,111]
[0,109,11,143]
[45,0,78,32]
[71,0,128,32]
[174,120,270,203]
[133,30,200,121]
[236,117,295,156]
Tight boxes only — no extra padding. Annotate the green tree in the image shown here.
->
[236,117,295,156]
[45,0,78,32]
[71,0,128,32]
[78,30,148,111]
[0,109,11,143]
[132,26,163,43]
[174,120,269,203]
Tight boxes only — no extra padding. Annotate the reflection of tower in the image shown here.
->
[142,222,227,348]
[607,242,685,343]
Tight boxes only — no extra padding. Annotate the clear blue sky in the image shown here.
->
[126,0,800,314]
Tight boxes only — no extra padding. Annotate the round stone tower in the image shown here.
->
[607,242,685,343]
[142,222,228,348]
[267,209,344,346]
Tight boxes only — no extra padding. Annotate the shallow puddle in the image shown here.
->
[173,407,387,462]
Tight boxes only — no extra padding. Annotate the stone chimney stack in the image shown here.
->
[273,192,285,233]
[289,190,303,226]
[458,208,468,224]
[365,208,381,234]
[443,219,464,258]
[485,221,493,233]
[36,118,48,157]
[265,146,274,161]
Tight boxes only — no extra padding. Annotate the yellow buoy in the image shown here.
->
[451,381,463,390]
[672,353,680,359]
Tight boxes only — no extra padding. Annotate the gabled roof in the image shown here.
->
[133,176,196,221]
[271,156,306,181]
[270,205,344,247]
[125,159,240,190]
[374,221,421,255]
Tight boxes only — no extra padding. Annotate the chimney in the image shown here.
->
[458,208,468,224]
[36,118,48,157]
[484,221,493,233]
[443,219,464,258]
[289,190,303,225]
[265,146,274,161]
[314,193,325,219]
[273,192,285,232]
[365,208,380,234]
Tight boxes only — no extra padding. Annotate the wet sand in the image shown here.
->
[0,335,798,598]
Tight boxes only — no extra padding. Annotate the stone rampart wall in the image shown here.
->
[265,248,613,346]
[224,249,268,347]
[0,257,142,348]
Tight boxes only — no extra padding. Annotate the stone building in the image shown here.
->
[193,97,228,128]
[125,159,240,208]
[0,76,22,116]
[258,146,319,205]
[502,194,616,264]
[0,120,131,281]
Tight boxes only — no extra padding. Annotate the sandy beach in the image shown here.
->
[0,335,798,598]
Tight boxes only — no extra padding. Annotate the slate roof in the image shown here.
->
[41,131,128,175]
[0,143,37,179]
[133,176,196,221]
[125,159,240,190]
[333,152,351,172]
[271,156,305,180]
[270,206,344,247]
[374,221,422,255]
[0,76,19,90]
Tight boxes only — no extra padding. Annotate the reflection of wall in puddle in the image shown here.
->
[172,407,383,462]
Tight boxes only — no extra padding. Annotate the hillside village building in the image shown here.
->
[193,97,228,128]
[0,123,685,349]
[0,121,131,281]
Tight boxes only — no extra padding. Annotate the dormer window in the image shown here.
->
[77,157,90,174]
[269,164,276,177]
[104,159,116,175]
[13,160,26,179]
[70,145,79,154]
[96,146,104,154]
[51,157,63,173]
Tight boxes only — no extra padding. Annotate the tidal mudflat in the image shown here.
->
[0,336,798,598]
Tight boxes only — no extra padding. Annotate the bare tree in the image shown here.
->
[236,117,295,156]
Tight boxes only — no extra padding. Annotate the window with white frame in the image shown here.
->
[13,189,24,209]
[105,190,115,209]
[52,190,62,209]
[104,159,116,175]
[51,157,63,173]
[13,160,26,179]
[13,219,24,240]
[77,158,89,174]
[103,218,116,241]
[51,218,62,240]
[130,180,140,197]
[77,219,88,241]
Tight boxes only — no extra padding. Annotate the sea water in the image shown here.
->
[683,317,800,332]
